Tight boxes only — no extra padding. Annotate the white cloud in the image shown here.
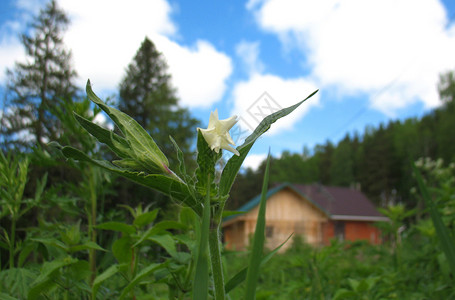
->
[235,40,265,75]
[231,73,319,136]
[232,40,318,136]
[60,0,232,107]
[0,40,23,82]
[242,153,267,170]
[154,37,233,107]
[248,0,455,116]
[1,0,232,108]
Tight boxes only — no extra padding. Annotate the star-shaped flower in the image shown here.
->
[198,109,240,156]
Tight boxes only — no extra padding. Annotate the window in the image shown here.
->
[265,226,274,238]
[334,221,345,241]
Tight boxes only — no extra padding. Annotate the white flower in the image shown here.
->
[198,109,240,156]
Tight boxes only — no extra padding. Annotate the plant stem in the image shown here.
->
[9,218,16,269]
[88,167,98,288]
[209,222,225,300]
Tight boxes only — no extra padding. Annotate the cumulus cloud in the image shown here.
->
[232,40,319,136]
[242,153,267,170]
[1,0,232,108]
[248,0,455,116]
[231,73,319,136]
[154,37,233,107]
[235,40,265,75]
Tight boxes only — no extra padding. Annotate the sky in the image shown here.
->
[1,0,455,170]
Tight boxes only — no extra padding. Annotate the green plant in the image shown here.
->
[58,80,317,299]
[0,152,46,270]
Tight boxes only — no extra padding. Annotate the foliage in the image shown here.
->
[230,70,455,210]
[56,80,317,299]
[118,37,199,166]
[2,0,79,149]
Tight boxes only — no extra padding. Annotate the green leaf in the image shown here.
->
[112,237,133,264]
[92,264,120,298]
[86,80,169,173]
[225,234,293,294]
[73,112,131,158]
[69,241,107,253]
[133,221,187,247]
[195,130,221,197]
[96,221,136,234]
[133,209,159,228]
[0,268,36,299]
[118,263,163,300]
[192,174,211,300]
[169,135,188,180]
[244,152,271,300]
[0,292,19,300]
[30,237,68,252]
[332,289,357,300]
[149,234,177,258]
[18,243,36,267]
[413,163,455,277]
[219,90,317,196]
[61,146,199,214]
[28,257,78,300]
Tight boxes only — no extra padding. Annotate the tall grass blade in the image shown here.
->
[225,234,293,294]
[192,175,211,300]
[413,163,455,277]
[244,152,271,299]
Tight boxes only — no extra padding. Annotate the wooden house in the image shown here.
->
[222,183,388,251]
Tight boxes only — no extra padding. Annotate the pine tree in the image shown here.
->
[2,0,78,149]
[118,37,199,164]
[116,37,199,211]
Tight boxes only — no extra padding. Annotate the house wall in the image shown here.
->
[345,221,382,244]
[223,189,328,251]
[322,220,382,245]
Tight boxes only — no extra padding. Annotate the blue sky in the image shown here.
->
[1,0,455,169]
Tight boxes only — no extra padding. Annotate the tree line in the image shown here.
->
[228,72,455,211]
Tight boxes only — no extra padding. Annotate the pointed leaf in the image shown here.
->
[133,209,159,228]
[86,80,169,172]
[0,292,18,300]
[96,221,136,234]
[413,163,455,277]
[92,264,120,297]
[225,233,293,294]
[61,146,199,214]
[219,90,317,196]
[74,112,130,158]
[149,234,177,258]
[244,152,271,300]
[28,257,78,300]
[118,263,164,300]
[195,130,221,196]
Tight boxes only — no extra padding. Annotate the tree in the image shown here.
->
[330,135,354,187]
[116,37,199,210]
[118,37,199,165]
[2,0,78,149]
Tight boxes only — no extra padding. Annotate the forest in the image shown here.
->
[1,1,455,299]
[229,72,455,212]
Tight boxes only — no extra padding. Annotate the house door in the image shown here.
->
[334,221,345,241]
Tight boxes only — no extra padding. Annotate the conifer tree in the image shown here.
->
[2,0,78,149]
[118,37,199,164]
[116,37,199,211]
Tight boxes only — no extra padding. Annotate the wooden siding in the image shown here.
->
[223,189,328,251]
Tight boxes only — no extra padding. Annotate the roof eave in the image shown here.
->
[330,215,389,222]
